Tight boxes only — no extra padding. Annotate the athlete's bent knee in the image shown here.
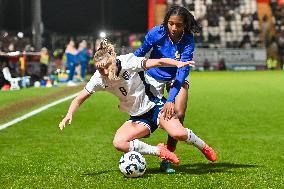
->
[170,129,188,141]
[112,138,125,152]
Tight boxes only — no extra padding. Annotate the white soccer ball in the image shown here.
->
[119,151,146,178]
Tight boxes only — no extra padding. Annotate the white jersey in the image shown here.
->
[85,53,156,116]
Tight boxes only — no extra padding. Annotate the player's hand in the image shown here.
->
[59,114,72,130]
[176,61,195,68]
[161,102,175,120]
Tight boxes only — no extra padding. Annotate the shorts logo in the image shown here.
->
[122,71,130,80]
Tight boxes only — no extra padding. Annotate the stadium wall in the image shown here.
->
[194,48,267,71]
[115,47,267,71]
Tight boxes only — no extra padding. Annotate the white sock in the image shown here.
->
[185,128,205,150]
[129,139,159,156]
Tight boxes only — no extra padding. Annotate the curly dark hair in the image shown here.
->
[163,5,201,35]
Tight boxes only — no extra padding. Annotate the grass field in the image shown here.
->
[0,85,82,125]
[0,71,283,188]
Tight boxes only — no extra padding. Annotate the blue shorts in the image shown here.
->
[128,97,166,133]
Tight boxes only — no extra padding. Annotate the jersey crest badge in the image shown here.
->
[122,71,130,80]
[175,50,180,60]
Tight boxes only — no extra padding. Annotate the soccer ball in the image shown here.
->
[119,151,146,178]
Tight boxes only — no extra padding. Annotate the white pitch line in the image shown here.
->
[0,92,79,131]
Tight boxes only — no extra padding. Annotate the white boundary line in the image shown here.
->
[0,92,79,131]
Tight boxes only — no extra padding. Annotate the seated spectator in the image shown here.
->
[203,58,211,71]
[217,58,227,71]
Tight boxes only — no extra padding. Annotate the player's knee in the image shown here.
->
[170,130,187,141]
[112,138,125,152]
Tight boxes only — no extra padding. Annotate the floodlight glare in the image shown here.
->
[17,32,24,38]
[99,31,106,38]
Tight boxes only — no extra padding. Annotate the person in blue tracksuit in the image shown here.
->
[65,39,78,86]
[134,5,201,173]
[78,40,91,81]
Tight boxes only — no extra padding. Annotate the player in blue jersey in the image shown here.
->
[78,40,91,81]
[134,5,213,173]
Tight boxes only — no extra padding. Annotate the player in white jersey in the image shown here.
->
[84,53,156,116]
[59,41,217,167]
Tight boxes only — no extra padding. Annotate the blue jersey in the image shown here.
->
[134,25,195,102]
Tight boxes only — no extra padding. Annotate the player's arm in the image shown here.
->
[142,58,195,70]
[167,38,195,103]
[162,39,195,119]
[167,67,190,103]
[59,89,90,130]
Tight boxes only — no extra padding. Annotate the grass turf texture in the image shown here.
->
[0,85,82,124]
[0,71,283,188]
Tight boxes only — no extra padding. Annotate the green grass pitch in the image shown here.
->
[0,71,283,188]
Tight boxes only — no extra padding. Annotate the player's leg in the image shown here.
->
[174,82,189,124]
[113,121,179,164]
[166,82,189,151]
[161,82,189,173]
[159,116,217,162]
[113,121,151,152]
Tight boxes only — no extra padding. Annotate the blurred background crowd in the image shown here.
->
[0,0,283,90]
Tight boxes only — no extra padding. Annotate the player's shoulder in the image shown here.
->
[149,25,165,34]
[85,71,104,93]
[147,25,167,40]
[118,53,144,65]
[117,53,135,63]
[89,71,103,82]
[117,53,145,72]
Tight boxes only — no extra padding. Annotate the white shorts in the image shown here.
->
[145,74,190,98]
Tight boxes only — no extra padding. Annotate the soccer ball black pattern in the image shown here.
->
[119,151,146,178]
